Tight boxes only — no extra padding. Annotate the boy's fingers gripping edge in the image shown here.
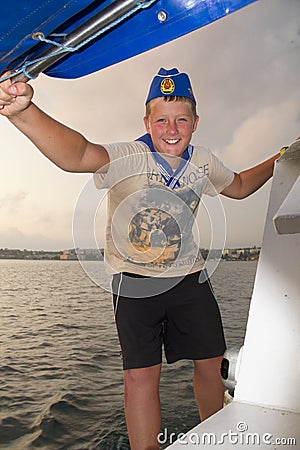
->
[0,72,33,115]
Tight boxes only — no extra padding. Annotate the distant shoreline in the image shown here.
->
[0,247,260,262]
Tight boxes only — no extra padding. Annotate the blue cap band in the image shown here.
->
[145,68,196,105]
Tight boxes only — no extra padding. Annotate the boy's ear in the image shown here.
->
[143,116,150,133]
[193,115,200,132]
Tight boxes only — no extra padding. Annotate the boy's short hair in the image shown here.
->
[145,96,197,119]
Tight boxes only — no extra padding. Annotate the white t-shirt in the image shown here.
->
[94,141,234,277]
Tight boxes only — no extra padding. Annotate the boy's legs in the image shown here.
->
[123,357,224,450]
[123,357,224,449]
[124,364,162,450]
[193,356,224,421]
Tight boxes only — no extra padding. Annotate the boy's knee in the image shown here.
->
[194,356,223,379]
[124,365,161,390]
[123,365,161,407]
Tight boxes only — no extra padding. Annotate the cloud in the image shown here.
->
[0,191,28,213]
[0,201,75,250]
[0,227,72,250]
[222,95,300,170]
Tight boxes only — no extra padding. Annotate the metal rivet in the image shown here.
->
[157,10,167,22]
[32,32,45,41]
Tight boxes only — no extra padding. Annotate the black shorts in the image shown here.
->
[112,270,226,370]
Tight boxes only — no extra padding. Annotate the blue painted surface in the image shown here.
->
[0,0,257,79]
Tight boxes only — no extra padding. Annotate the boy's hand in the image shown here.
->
[0,73,33,117]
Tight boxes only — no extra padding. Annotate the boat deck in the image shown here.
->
[167,401,299,449]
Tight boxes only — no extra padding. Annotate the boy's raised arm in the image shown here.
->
[0,76,109,173]
[221,153,279,200]
[221,138,299,200]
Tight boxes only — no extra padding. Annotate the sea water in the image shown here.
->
[0,259,257,449]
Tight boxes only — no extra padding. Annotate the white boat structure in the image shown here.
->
[167,140,300,449]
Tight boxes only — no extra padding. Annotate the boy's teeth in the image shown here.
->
[165,139,179,144]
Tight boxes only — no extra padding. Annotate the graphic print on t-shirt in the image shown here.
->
[126,182,202,267]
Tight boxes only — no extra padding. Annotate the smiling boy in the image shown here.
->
[0,67,283,449]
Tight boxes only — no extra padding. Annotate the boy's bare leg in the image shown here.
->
[193,356,224,421]
[124,364,162,450]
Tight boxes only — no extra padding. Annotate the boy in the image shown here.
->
[0,68,282,449]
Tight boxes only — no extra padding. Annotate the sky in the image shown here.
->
[1,0,300,251]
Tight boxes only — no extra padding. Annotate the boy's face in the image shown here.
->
[143,97,199,159]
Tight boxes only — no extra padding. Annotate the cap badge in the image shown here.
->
[160,78,175,95]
